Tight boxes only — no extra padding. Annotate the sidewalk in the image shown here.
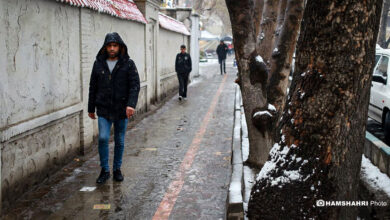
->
[3,59,236,220]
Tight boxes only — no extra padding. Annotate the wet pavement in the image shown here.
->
[2,58,237,220]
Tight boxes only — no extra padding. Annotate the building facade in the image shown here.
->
[0,0,199,211]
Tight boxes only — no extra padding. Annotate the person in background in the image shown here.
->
[216,40,228,75]
[175,45,192,101]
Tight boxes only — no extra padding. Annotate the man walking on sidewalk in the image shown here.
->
[175,45,192,101]
[88,32,140,184]
[216,40,228,75]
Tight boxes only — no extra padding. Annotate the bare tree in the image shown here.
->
[226,0,303,168]
[248,0,382,219]
[254,0,265,38]
[378,0,390,48]
[256,0,279,62]
[267,0,303,115]
[273,0,287,47]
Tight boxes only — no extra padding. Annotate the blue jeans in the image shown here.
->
[98,117,128,172]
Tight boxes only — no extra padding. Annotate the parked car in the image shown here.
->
[205,52,213,59]
[368,45,390,144]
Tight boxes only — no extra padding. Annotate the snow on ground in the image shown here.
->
[361,155,390,197]
[199,59,219,66]
[242,137,249,163]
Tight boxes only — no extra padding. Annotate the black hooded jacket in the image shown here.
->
[216,43,228,60]
[175,52,192,74]
[88,32,140,120]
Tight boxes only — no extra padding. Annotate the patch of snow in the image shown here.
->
[273,48,278,53]
[268,104,276,111]
[73,168,82,174]
[301,72,306,77]
[80,186,96,192]
[260,32,265,40]
[253,110,272,118]
[229,181,243,203]
[300,92,305,99]
[256,55,264,64]
[257,143,306,186]
[242,137,249,162]
[361,155,390,197]
[310,185,315,191]
[243,166,256,203]
[291,118,295,124]
[281,135,285,143]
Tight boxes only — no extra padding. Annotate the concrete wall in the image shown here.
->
[0,0,83,208]
[158,28,189,98]
[0,0,192,211]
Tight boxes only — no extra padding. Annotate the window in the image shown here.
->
[375,55,381,66]
[374,56,389,78]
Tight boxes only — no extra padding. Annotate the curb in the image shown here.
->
[364,132,390,177]
[226,85,244,220]
[226,86,257,220]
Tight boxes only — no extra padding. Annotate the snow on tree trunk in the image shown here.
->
[248,0,382,219]
[226,0,273,168]
[378,0,390,48]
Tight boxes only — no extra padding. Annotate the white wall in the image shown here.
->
[158,28,190,97]
[0,1,81,128]
[0,0,191,211]
[0,0,82,209]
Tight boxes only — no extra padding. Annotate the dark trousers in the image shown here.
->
[219,58,226,74]
[177,72,189,97]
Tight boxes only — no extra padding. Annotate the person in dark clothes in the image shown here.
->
[88,32,140,184]
[175,45,192,101]
[216,40,228,75]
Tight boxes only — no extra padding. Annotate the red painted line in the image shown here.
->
[152,74,228,220]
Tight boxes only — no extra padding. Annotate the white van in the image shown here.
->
[368,45,390,144]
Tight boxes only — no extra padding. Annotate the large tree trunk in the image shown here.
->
[256,0,280,63]
[226,0,271,168]
[378,0,390,48]
[248,0,382,219]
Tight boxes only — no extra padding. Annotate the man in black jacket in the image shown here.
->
[216,40,228,75]
[88,32,140,184]
[175,45,192,101]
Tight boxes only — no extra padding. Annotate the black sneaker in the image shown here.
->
[178,96,183,101]
[113,169,124,182]
[96,169,110,184]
